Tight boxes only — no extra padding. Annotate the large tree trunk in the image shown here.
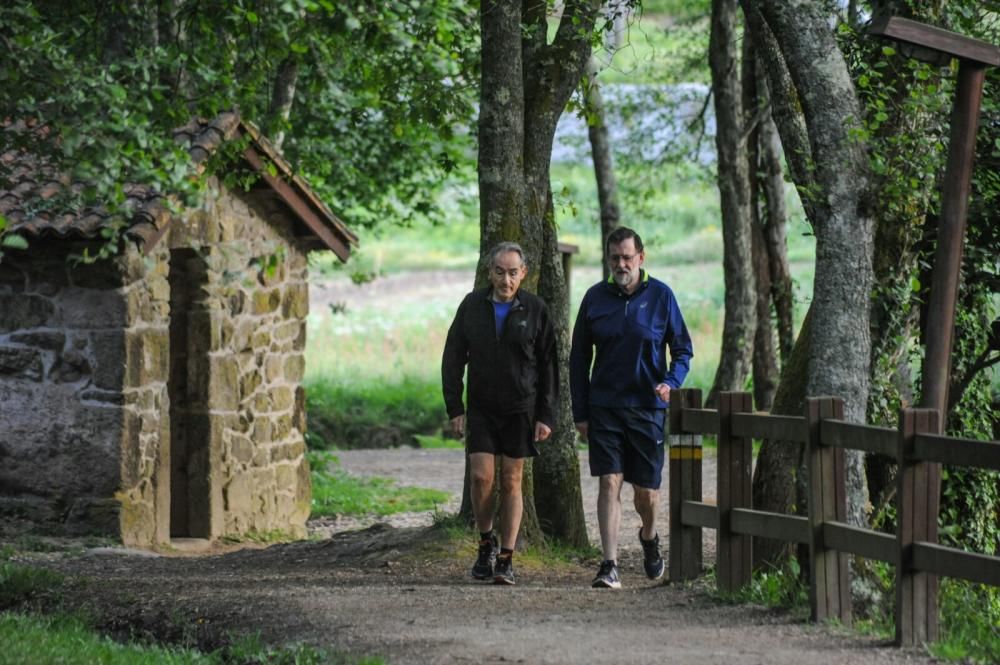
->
[744,33,779,412]
[753,0,874,529]
[462,0,542,545]
[583,57,621,279]
[268,57,300,150]
[523,0,600,548]
[467,0,599,547]
[706,0,756,408]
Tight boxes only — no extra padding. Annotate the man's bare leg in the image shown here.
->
[597,473,624,561]
[469,452,496,533]
[633,486,659,540]
[498,456,524,550]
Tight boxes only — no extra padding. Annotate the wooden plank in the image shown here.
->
[681,501,718,529]
[669,389,704,581]
[823,522,896,563]
[241,146,352,261]
[716,392,753,593]
[730,508,809,544]
[869,16,1000,66]
[821,420,897,456]
[730,413,805,443]
[912,542,1000,587]
[913,433,1000,471]
[806,397,852,625]
[682,408,720,435]
[895,408,941,646]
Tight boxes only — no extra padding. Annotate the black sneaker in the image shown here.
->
[639,529,665,580]
[493,555,515,585]
[471,533,498,580]
[591,560,621,589]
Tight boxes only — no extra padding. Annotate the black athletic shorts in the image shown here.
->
[466,407,539,459]
[587,406,666,489]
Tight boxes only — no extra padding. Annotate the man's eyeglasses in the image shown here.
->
[608,254,638,264]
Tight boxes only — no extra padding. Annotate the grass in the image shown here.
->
[308,451,451,518]
[711,559,809,615]
[0,613,384,665]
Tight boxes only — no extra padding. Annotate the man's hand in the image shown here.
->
[654,383,671,402]
[534,422,552,442]
[574,421,589,443]
[450,415,465,438]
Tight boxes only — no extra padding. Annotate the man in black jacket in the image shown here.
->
[442,241,557,586]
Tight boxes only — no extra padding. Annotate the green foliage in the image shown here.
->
[0,0,480,255]
[308,450,450,518]
[0,612,212,665]
[0,613,383,665]
[715,558,808,612]
[412,434,463,449]
[931,581,1000,665]
[0,562,63,610]
[306,376,447,450]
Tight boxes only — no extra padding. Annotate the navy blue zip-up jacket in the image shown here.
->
[569,270,693,423]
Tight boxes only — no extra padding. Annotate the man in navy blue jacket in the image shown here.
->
[570,227,693,588]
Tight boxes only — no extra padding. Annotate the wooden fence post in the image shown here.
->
[896,408,940,646]
[805,397,851,624]
[669,388,703,581]
[717,391,753,593]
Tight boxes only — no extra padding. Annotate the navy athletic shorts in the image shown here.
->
[466,407,539,459]
[587,406,666,489]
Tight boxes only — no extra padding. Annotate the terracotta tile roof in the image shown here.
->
[0,112,356,258]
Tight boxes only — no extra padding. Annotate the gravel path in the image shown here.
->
[323,446,719,562]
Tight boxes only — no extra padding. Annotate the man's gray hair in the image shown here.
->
[488,241,527,268]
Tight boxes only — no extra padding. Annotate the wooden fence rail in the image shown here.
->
[667,389,1000,647]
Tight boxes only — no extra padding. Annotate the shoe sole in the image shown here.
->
[494,576,515,585]
[645,562,665,580]
[591,580,621,589]
[471,571,493,580]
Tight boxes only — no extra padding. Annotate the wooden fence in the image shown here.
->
[668,389,1000,646]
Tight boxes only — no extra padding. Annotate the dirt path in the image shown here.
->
[13,447,940,665]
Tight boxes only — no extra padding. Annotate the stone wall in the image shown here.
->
[1,181,314,546]
[0,244,130,537]
[165,183,311,541]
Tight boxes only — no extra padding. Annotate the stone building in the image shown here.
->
[0,113,357,547]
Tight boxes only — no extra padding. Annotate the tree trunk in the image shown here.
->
[759,111,795,364]
[754,0,874,529]
[467,0,600,547]
[751,307,812,568]
[522,0,600,548]
[706,0,756,408]
[268,57,300,150]
[744,34,779,412]
[462,0,542,545]
[583,57,621,279]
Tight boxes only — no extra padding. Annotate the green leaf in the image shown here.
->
[1,234,28,250]
[882,46,896,56]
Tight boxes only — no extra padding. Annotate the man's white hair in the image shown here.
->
[489,241,527,268]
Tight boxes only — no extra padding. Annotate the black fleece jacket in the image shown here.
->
[441,287,557,427]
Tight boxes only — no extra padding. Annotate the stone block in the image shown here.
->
[48,348,91,383]
[270,439,305,463]
[0,345,43,380]
[251,289,281,315]
[239,369,262,400]
[125,328,170,387]
[230,435,254,464]
[0,293,55,332]
[223,474,252,513]
[9,330,65,351]
[252,416,272,443]
[70,263,123,290]
[89,329,126,390]
[0,262,27,292]
[271,385,294,411]
[264,356,283,382]
[208,356,240,410]
[60,288,126,328]
[79,389,124,405]
[281,283,309,319]
[283,354,305,382]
